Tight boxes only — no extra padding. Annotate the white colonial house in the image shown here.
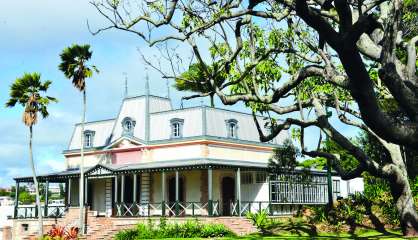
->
[11,82,363,238]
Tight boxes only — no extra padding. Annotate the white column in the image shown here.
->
[162,171,166,215]
[208,168,213,216]
[208,169,213,201]
[236,168,241,216]
[114,176,118,203]
[121,174,125,203]
[161,172,166,201]
[67,178,72,206]
[175,171,179,202]
[45,181,49,217]
[133,174,137,202]
[84,178,88,205]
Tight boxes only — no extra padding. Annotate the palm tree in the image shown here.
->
[6,72,57,239]
[175,63,225,107]
[59,44,98,234]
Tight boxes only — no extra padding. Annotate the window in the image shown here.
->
[170,118,184,138]
[84,130,95,148]
[122,117,136,136]
[256,172,267,183]
[225,119,238,138]
[241,172,253,184]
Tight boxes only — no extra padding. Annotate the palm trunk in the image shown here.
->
[29,125,43,238]
[79,89,86,234]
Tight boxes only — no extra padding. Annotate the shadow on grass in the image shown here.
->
[234,218,404,240]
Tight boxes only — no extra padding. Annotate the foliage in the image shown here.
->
[58,44,98,91]
[114,218,235,240]
[42,225,79,240]
[19,191,35,204]
[332,193,366,227]
[363,174,400,225]
[298,157,327,170]
[175,63,225,107]
[5,72,57,127]
[0,188,11,197]
[246,210,271,234]
[269,139,300,172]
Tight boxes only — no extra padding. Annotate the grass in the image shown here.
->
[120,228,406,240]
[136,220,408,240]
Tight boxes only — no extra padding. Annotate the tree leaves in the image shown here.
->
[59,44,96,91]
[6,72,57,127]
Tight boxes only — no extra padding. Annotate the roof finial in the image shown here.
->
[145,67,150,96]
[123,72,128,98]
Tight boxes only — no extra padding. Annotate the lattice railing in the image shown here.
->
[115,201,220,217]
[15,205,68,219]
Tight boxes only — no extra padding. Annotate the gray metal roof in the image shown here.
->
[67,95,289,151]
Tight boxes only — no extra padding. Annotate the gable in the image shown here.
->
[85,164,115,177]
[104,135,145,150]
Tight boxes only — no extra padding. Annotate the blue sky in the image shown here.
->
[0,1,359,188]
[0,0,241,187]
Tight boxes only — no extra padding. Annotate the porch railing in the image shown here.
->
[115,201,220,217]
[14,205,68,219]
[230,201,316,216]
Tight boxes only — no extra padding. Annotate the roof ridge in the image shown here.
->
[74,118,115,125]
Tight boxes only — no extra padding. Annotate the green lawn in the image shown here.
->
[131,229,407,240]
[145,228,408,240]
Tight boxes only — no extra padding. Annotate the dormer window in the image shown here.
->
[226,119,238,138]
[84,130,95,148]
[170,118,184,138]
[122,117,136,136]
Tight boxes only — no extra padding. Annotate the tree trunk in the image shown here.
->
[210,93,215,108]
[79,89,86,234]
[29,126,43,238]
[389,169,418,236]
[386,145,418,236]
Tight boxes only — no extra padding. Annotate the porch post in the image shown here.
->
[114,175,118,203]
[67,178,72,206]
[14,181,19,218]
[133,174,137,203]
[175,170,179,216]
[268,174,272,215]
[84,178,88,205]
[121,174,125,203]
[236,168,241,216]
[208,168,213,216]
[44,180,49,217]
[161,171,166,216]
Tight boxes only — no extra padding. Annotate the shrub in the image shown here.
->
[42,225,78,240]
[114,218,235,239]
[246,209,271,234]
[114,229,138,240]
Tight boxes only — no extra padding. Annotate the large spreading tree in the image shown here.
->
[90,0,418,235]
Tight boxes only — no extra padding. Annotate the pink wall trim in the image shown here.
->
[112,151,142,164]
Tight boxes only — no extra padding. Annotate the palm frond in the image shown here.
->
[59,44,96,92]
[6,72,57,127]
